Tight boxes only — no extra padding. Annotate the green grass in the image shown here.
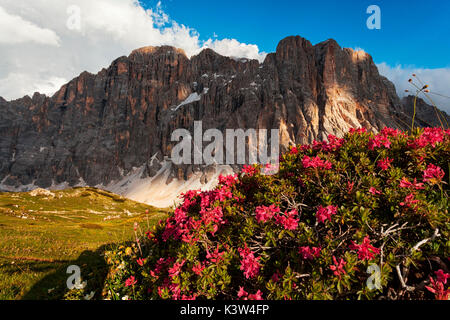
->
[0,187,168,300]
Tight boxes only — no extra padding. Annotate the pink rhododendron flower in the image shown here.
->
[169,283,181,300]
[399,193,419,208]
[218,174,239,187]
[162,217,185,242]
[349,128,367,135]
[421,127,444,147]
[349,237,380,261]
[136,258,145,267]
[326,134,345,151]
[316,205,338,224]
[242,165,258,176]
[237,287,248,298]
[426,277,450,300]
[192,261,206,275]
[248,290,263,300]
[298,246,321,260]
[368,134,391,150]
[255,204,280,222]
[216,186,233,201]
[238,245,261,279]
[206,245,225,263]
[290,146,299,155]
[302,156,333,170]
[174,207,188,224]
[181,231,200,244]
[238,288,263,300]
[377,157,393,170]
[201,206,225,235]
[329,256,347,278]
[311,135,343,152]
[380,127,402,137]
[311,140,322,151]
[168,260,186,278]
[347,181,355,193]
[408,128,445,149]
[399,177,424,190]
[125,276,137,287]
[150,257,174,279]
[179,190,200,211]
[162,173,242,244]
[274,209,299,230]
[435,269,450,285]
[300,144,311,152]
[423,164,445,183]
[369,187,382,195]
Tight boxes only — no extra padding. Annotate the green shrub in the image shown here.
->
[102,127,449,300]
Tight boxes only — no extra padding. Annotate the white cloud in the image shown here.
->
[0,73,67,99]
[202,38,266,62]
[0,6,60,46]
[377,63,450,113]
[0,0,266,100]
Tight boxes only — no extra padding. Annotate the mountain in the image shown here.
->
[400,95,450,128]
[0,36,444,207]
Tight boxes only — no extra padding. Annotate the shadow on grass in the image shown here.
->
[22,244,113,300]
[2,260,63,277]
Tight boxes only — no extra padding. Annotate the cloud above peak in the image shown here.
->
[0,0,266,100]
[202,38,266,62]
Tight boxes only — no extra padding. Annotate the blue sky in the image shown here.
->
[142,0,450,68]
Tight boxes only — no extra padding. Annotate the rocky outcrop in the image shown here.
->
[400,95,450,128]
[0,36,442,206]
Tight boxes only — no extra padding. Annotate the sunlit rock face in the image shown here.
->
[0,36,435,207]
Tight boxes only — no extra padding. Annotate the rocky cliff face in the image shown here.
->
[0,36,437,207]
[400,95,450,128]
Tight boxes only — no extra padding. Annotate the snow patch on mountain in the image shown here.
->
[102,161,234,208]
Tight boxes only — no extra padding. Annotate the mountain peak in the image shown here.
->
[195,47,226,59]
[276,35,313,52]
[129,45,187,58]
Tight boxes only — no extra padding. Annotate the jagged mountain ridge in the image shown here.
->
[0,36,440,207]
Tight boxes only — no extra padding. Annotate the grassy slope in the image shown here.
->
[0,187,168,300]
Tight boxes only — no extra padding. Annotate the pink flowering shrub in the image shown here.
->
[103,128,449,300]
